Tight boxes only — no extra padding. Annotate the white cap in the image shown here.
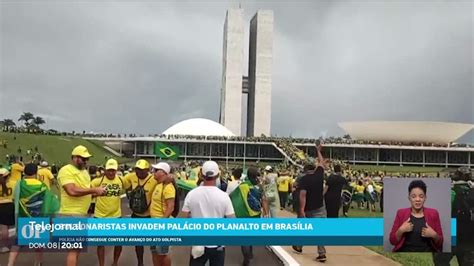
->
[264,165,273,171]
[151,162,171,174]
[201,161,219,177]
[40,161,48,167]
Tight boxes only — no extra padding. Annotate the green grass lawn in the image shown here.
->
[0,132,126,166]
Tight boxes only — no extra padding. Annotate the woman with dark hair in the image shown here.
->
[389,180,443,252]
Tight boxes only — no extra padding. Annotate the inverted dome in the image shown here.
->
[339,121,474,144]
[163,118,236,137]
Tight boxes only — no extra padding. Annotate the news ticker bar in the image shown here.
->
[17,218,456,246]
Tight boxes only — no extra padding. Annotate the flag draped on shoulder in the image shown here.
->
[154,142,180,160]
[229,181,262,218]
[17,179,59,217]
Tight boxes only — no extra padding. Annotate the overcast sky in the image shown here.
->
[1,1,473,142]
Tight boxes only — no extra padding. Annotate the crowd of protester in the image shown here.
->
[0,140,470,265]
[3,125,472,149]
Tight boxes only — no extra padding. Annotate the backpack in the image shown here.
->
[129,177,152,214]
[161,179,180,218]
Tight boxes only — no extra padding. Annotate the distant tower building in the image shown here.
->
[220,9,273,137]
[247,10,273,137]
[219,9,244,136]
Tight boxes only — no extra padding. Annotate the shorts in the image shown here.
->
[0,202,15,226]
[131,213,151,218]
[150,245,170,255]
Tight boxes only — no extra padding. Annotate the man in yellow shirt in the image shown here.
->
[91,159,123,266]
[58,145,106,266]
[9,159,24,183]
[277,171,291,210]
[123,159,156,266]
[150,162,174,266]
[37,161,54,189]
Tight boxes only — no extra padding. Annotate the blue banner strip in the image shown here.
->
[17,218,457,246]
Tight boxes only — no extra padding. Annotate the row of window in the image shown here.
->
[135,142,473,164]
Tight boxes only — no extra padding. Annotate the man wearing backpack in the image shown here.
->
[123,159,157,266]
[230,167,268,266]
[149,162,174,266]
[58,145,106,266]
[91,159,123,266]
[433,167,474,266]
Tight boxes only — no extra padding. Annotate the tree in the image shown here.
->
[1,119,16,131]
[32,116,45,128]
[343,134,352,140]
[18,112,35,127]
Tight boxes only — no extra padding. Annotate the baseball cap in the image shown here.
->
[135,159,150,170]
[40,161,49,167]
[264,165,273,171]
[24,163,38,176]
[151,162,171,174]
[0,168,9,177]
[201,161,219,178]
[105,159,118,170]
[71,145,92,158]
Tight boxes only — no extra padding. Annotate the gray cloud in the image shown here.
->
[1,1,472,142]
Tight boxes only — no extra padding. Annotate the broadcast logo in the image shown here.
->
[18,217,50,245]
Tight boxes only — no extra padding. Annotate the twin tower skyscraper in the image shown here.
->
[219,9,273,137]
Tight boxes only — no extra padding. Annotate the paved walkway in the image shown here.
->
[275,209,400,266]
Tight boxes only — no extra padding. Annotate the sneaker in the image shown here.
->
[0,246,10,253]
[291,246,302,253]
[316,254,327,262]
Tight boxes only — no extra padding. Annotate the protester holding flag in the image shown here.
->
[122,159,157,266]
[58,145,106,266]
[91,159,123,266]
[149,162,174,266]
[8,163,59,266]
[182,160,235,266]
[230,166,268,266]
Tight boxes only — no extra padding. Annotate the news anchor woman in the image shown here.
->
[389,180,443,252]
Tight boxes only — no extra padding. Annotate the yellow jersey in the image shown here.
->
[91,176,123,218]
[58,164,91,216]
[277,176,291,192]
[10,163,24,183]
[37,167,54,189]
[0,178,17,203]
[123,172,157,217]
[150,183,176,218]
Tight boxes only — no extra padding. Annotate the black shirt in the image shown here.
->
[325,174,347,201]
[399,215,434,252]
[299,166,324,212]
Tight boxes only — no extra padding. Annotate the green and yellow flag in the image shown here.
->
[154,142,180,160]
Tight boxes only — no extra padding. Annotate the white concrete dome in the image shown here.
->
[339,121,474,144]
[163,118,236,136]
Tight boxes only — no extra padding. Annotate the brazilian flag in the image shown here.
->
[176,179,197,192]
[16,179,59,217]
[154,142,180,160]
[229,181,262,218]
